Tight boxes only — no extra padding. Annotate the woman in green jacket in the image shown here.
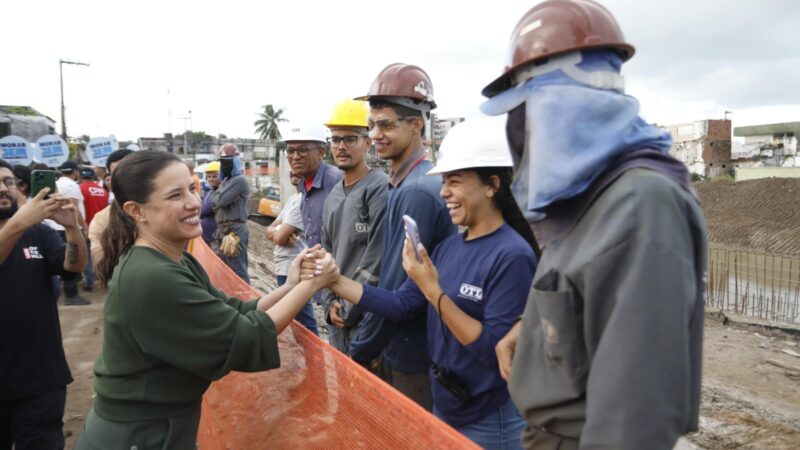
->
[75,150,335,449]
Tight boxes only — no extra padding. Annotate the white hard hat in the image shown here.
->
[280,123,328,144]
[427,119,513,175]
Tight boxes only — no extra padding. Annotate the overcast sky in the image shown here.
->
[3,0,799,141]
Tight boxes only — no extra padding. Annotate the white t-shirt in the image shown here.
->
[56,176,86,219]
[273,193,305,276]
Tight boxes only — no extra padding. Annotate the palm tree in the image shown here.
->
[254,104,288,167]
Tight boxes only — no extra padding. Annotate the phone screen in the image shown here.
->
[402,215,423,262]
[31,170,57,199]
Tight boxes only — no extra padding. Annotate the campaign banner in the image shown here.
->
[0,135,33,166]
[86,136,119,167]
[35,135,69,167]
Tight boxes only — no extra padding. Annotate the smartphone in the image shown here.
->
[31,170,57,199]
[402,215,423,262]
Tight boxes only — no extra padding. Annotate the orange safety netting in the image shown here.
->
[188,238,478,449]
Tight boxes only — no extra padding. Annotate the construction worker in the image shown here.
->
[324,120,537,448]
[350,63,456,410]
[200,161,221,244]
[482,1,708,448]
[266,172,304,287]
[281,125,343,335]
[320,99,389,368]
[212,144,251,283]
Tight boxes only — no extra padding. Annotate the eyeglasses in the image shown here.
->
[1,178,17,189]
[283,147,316,157]
[330,136,362,148]
[367,117,416,131]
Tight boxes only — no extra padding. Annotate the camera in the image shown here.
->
[431,364,470,402]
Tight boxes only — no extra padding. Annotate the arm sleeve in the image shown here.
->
[212,176,247,209]
[129,264,280,381]
[580,187,700,449]
[462,251,535,367]
[358,280,426,322]
[395,188,444,250]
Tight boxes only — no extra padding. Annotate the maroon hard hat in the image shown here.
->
[355,63,437,111]
[482,0,634,97]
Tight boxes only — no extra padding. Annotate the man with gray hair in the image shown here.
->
[212,143,251,283]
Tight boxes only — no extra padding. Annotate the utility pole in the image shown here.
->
[59,59,90,141]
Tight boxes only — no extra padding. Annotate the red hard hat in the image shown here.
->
[482,0,634,97]
[355,63,437,111]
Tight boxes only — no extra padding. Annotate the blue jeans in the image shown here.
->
[277,275,318,335]
[434,398,524,450]
[83,240,95,288]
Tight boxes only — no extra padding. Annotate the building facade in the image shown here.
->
[662,119,732,177]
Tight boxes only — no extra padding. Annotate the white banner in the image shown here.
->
[0,135,33,166]
[86,136,118,167]
[35,134,69,167]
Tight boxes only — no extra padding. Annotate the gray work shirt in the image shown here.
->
[511,169,707,450]
[212,175,250,224]
[320,169,389,352]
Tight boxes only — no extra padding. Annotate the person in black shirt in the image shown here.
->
[0,158,88,449]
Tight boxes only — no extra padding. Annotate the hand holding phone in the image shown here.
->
[31,170,57,199]
[402,215,423,263]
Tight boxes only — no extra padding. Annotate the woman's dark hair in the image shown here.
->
[97,150,182,288]
[474,167,541,257]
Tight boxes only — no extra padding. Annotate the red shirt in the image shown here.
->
[80,181,109,225]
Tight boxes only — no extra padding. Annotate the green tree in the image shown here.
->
[254,104,288,167]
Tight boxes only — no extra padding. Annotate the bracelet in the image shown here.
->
[436,292,446,313]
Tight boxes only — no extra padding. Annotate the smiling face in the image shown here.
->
[440,170,497,228]
[368,107,421,162]
[132,162,202,245]
[286,141,325,179]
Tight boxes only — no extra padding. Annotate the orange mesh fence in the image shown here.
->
[189,238,479,449]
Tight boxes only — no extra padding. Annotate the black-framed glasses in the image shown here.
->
[283,147,313,157]
[330,136,362,148]
[1,177,17,189]
[367,117,416,131]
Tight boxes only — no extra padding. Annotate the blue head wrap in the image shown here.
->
[481,50,673,222]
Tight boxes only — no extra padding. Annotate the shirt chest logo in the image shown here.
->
[354,222,370,233]
[23,246,43,259]
[458,283,483,302]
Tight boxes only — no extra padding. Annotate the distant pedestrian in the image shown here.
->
[55,161,91,305]
[212,144,251,283]
[79,167,108,292]
[266,171,305,287]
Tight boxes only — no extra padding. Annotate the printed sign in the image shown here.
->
[35,135,69,167]
[86,136,119,167]
[0,136,33,166]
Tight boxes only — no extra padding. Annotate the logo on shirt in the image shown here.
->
[354,222,370,233]
[88,186,106,196]
[23,246,43,260]
[458,284,483,302]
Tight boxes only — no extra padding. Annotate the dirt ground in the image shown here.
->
[695,178,800,254]
[59,222,800,449]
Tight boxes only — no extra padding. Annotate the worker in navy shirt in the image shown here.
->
[349,63,456,410]
[0,158,88,450]
[324,121,539,449]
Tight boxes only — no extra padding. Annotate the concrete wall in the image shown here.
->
[735,167,800,182]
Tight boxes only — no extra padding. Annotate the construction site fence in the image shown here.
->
[707,243,800,325]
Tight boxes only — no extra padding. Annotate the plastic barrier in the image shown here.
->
[189,238,478,449]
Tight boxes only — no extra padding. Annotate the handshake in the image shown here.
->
[291,244,340,289]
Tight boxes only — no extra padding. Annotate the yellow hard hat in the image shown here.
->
[205,161,221,172]
[324,99,369,128]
